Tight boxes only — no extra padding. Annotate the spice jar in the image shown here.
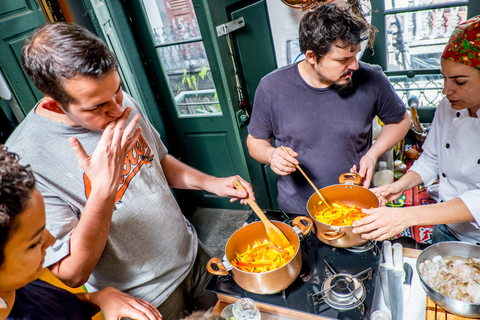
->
[394,160,405,181]
[373,149,394,187]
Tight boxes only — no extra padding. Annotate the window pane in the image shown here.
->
[157,42,221,117]
[385,0,466,11]
[141,0,221,117]
[385,6,467,71]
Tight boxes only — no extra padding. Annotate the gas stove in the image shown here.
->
[206,210,381,320]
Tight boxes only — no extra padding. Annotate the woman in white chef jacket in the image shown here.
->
[351,15,480,244]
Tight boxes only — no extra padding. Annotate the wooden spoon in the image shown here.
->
[410,106,423,133]
[281,146,331,209]
[232,179,292,249]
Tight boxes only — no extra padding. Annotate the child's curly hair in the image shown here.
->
[0,146,36,264]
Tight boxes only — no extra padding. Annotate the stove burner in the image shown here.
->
[321,273,366,311]
[345,240,377,253]
[312,261,373,316]
[330,275,355,297]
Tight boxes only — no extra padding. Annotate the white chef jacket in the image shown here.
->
[409,97,480,243]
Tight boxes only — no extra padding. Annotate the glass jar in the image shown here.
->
[373,149,394,187]
[394,160,405,181]
[232,298,261,320]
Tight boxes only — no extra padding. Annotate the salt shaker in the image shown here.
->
[232,298,261,320]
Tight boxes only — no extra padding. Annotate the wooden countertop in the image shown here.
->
[212,248,478,320]
[425,297,476,320]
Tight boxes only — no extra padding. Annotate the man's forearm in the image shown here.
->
[368,112,410,160]
[49,191,116,287]
[161,154,213,190]
[246,134,274,164]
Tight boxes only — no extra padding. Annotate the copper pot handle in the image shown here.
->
[319,230,346,240]
[206,257,229,276]
[338,172,362,185]
[292,216,313,236]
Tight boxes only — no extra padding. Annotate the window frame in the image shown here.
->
[365,0,480,109]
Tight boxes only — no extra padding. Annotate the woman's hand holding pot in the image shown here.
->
[352,207,410,241]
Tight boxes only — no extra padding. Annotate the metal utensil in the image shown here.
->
[390,243,404,320]
[281,145,331,209]
[232,179,292,248]
[403,263,413,303]
[379,241,393,310]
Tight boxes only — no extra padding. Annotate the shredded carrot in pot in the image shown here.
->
[231,241,295,273]
[313,202,367,226]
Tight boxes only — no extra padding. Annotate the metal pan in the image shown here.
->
[417,241,480,318]
[307,173,379,248]
[207,217,312,294]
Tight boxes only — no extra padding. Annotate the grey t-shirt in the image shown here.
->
[6,93,197,307]
[248,62,406,214]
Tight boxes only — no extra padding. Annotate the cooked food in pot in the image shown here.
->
[231,241,295,273]
[313,202,367,226]
[418,255,480,303]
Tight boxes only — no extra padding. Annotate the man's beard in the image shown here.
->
[333,77,355,97]
[315,68,356,97]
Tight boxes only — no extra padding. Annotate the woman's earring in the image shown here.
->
[0,297,8,309]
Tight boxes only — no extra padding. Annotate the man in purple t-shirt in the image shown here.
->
[247,4,410,214]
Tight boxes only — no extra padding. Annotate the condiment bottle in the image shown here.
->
[394,160,405,181]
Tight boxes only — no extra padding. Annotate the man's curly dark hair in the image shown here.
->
[0,146,36,264]
[299,3,370,62]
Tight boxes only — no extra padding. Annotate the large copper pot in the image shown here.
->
[306,173,379,248]
[207,217,312,294]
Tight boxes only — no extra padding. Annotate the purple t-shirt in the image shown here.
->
[248,62,405,214]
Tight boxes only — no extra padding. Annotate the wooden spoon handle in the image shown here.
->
[231,179,269,223]
[232,179,292,248]
[280,146,331,209]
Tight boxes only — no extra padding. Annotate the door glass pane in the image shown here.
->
[385,5,467,71]
[386,0,465,10]
[141,0,221,118]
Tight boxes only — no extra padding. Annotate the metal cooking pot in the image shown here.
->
[207,217,312,294]
[306,173,379,248]
[417,241,480,318]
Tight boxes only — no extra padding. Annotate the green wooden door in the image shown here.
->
[191,0,279,209]
[0,0,46,126]
[104,0,279,210]
[119,0,261,209]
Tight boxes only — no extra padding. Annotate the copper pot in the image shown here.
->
[306,173,379,248]
[280,0,315,9]
[207,217,312,294]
